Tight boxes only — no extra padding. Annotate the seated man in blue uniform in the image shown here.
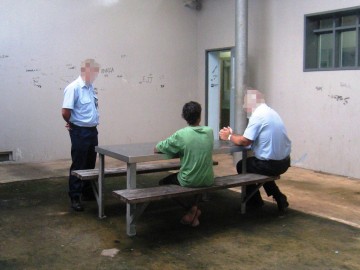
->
[219,89,291,212]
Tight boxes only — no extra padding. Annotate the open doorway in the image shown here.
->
[206,48,234,138]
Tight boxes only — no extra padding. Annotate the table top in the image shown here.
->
[95,140,245,163]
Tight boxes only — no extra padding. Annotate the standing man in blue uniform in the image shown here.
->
[219,89,291,213]
[62,59,100,211]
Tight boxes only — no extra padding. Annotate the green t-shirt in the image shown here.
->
[156,126,214,187]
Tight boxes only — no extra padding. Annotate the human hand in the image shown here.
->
[65,122,71,131]
[219,126,232,141]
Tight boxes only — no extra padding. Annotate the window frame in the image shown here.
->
[304,6,360,71]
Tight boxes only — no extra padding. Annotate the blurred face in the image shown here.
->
[81,60,99,84]
[243,90,263,118]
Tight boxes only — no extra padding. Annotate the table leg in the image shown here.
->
[240,186,247,214]
[98,153,106,219]
[126,163,137,236]
[241,183,265,214]
[241,149,247,173]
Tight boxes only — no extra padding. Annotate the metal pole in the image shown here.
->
[234,0,248,168]
[234,0,248,134]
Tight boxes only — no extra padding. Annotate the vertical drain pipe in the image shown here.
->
[234,0,248,168]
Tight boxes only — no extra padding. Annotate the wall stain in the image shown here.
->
[340,82,351,89]
[291,153,307,165]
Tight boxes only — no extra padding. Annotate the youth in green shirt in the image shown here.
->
[155,101,214,227]
[156,125,214,187]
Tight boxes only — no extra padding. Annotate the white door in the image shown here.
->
[207,49,234,139]
[207,51,221,138]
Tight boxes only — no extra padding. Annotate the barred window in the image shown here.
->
[304,7,360,71]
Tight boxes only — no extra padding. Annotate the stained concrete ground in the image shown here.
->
[0,154,359,270]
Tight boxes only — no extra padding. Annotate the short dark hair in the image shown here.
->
[182,101,201,125]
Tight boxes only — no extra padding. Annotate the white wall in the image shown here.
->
[197,0,360,179]
[249,0,360,179]
[196,0,235,106]
[0,0,199,162]
[2,0,360,179]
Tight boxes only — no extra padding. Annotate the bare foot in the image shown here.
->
[191,209,201,227]
[181,206,201,227]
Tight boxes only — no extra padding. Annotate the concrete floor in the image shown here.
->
[0,154,359,269]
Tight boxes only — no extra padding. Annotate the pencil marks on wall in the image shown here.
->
[101,67,114,77]
[138,73,153,84]
[32,77,42,88]
[210,64,219,87]
[315,82,351,105]
[0,52,167,92]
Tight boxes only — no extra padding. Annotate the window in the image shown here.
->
[304,7,360,71]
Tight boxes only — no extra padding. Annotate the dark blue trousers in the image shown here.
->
[68,126,98,199]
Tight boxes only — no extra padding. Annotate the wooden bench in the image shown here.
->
[71,160,219,221]
[72,160,218,180]
[113,173,279,236]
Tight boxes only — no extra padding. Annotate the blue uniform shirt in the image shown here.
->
[62,76,99,127]
[243,104,291,160]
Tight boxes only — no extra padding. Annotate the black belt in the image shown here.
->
[70,123,97,130]
[257,156,290,162]
[269,156,290,162]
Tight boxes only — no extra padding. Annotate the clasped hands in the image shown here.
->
[219,126,233,141]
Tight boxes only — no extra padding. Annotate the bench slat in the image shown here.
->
[72,160,218,180]
[112,174,279,204]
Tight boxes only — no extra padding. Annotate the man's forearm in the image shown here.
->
[230,134,252,147]
[62,108,71,123]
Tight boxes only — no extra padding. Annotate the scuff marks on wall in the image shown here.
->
[291,153,308,165]
[328,94,349,105]
[66,64,76,70]
[315,82,351,105]
[340,82,351,89]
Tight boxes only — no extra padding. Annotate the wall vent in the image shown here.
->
[0,151,13,162]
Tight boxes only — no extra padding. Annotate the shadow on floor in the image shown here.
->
[1,173,360,270]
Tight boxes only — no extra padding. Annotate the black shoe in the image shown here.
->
[82,192,96,201]
[274,194,289,212]
[71,197,84,212]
